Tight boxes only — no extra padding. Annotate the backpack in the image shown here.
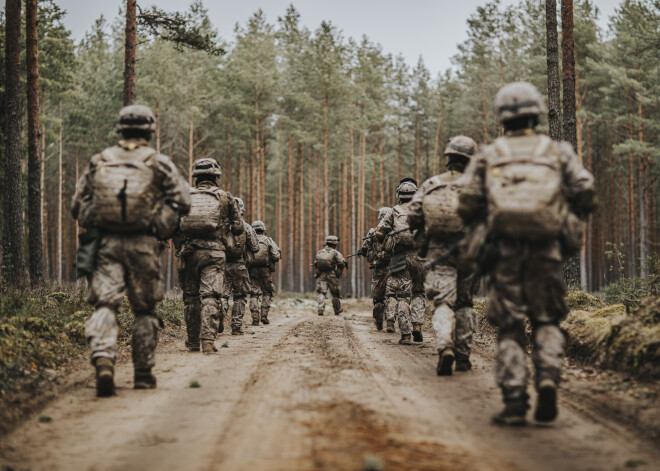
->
[422,173,464,235]
[180,188,226,237]
[226,228,247,261]
[392,205,415,248]
[486,135,566,240]
[316,249,335,272]
[92,146,158,232]
[252,237,270,267]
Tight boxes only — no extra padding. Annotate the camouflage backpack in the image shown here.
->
[226,226,248,262]
[180,188,228,237]
[392,205,414,248]
[486,134,566,240]
[316,249,335,272]
[422,172,464,236]
[252,236,270,267]
[91,146,158,232]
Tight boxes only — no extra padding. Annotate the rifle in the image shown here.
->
[346,250,366,259]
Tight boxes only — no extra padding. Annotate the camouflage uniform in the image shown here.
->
[72,105,191,394]
[314,239,346,315]
[223,216,259,334]
[248,222,281,324]
[458,82,596,424]
[408,135,480,374]
[361,217,391,330]
[176,160,244,353]
[375,188,425,344]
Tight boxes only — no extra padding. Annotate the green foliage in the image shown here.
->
[604,247,660,310]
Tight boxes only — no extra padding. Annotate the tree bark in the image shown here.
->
[560,0,580,289]
[123,0,137,105]
[546,0,562,141]
[26,0,44,286]
[3,0,26,287]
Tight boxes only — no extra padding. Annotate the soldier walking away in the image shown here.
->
[375,179,425,345]
[248,220,281,325]
[408,136,480,376]
[72,105,191,396]
[313,236,346,316]
[222,197,259,335]
[175,158,244,354]
[361,207,392,331]
[458,82,596,426]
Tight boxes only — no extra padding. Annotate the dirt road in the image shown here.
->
[1,298,659,471]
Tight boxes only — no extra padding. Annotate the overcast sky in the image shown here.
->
[52,0,621,76]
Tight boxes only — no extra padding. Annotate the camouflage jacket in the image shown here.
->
[361,228,390,268]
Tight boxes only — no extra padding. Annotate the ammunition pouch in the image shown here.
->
[389,246,407,274]
[76,228,101,279]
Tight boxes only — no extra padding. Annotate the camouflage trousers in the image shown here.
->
[385,252,425,335]
[424,260,477,356]
[371,265,389,324]
[488,254,567,402]
[248,266,275,322]
[85,234,163,369]
[316,271,341,315]
[223,260,251,331]
[179,249,226,344]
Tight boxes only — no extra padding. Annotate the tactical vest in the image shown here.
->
[316,249,335,272]
[91,146,158,233]
[180,187,230,239]
[252,236,271,267]
[422,172,464,236]
[392,205,414,248]
[486,135,566,240]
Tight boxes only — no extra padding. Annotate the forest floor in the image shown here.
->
[1,297,659,471]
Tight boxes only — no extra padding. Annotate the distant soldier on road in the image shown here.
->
[361,207,392,331]
[375,179,426,345]
[248,220,281,325]
[222,197,259,335]
[458,82,596,425]
[313,236,346,316]
[176,158,244,354]
[408,135,480,376]
[72,105,190,395]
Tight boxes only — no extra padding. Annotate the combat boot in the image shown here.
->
[436,348,455,376]
[454,353,472,372]
[261,315,270,325]
[95,357,115,397]
[492,401,528,426]
[412,324,423,342]
[386,320,395,333]
[134,368,157,389]
[252,319,260,326]
[374,313,383,331]
[231,329,244,336]
[201,340,217,353]
[534,379,558,423]
[185,340,200,352]
[399,333,412,345]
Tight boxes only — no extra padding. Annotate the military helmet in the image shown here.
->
[444,136,478,160]
[235,197,245,215]
[116,104,156,133]
[377,207,392,220]
[326,235,339,246]
[396,178,418,200]
[494,81,547,122]
[192,158,222,179]
[252,220,266,232]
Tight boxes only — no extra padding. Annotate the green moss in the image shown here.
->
[565,290,605,311]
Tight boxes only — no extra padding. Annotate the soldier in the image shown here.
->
[248,220,281,325]
[72,105,191,396]
[375,179,426,345]
[408,136,480,376]
[313,236,346,316]
[176,158,244,354]
[222,197,259,335]
[361,207,392,331]
[458,82,595,425]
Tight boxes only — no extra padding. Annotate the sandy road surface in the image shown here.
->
[1,298,659,471]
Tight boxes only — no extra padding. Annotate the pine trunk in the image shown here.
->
[26,0,43,286]
[123,0,137,105]
[546,0,562,141]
